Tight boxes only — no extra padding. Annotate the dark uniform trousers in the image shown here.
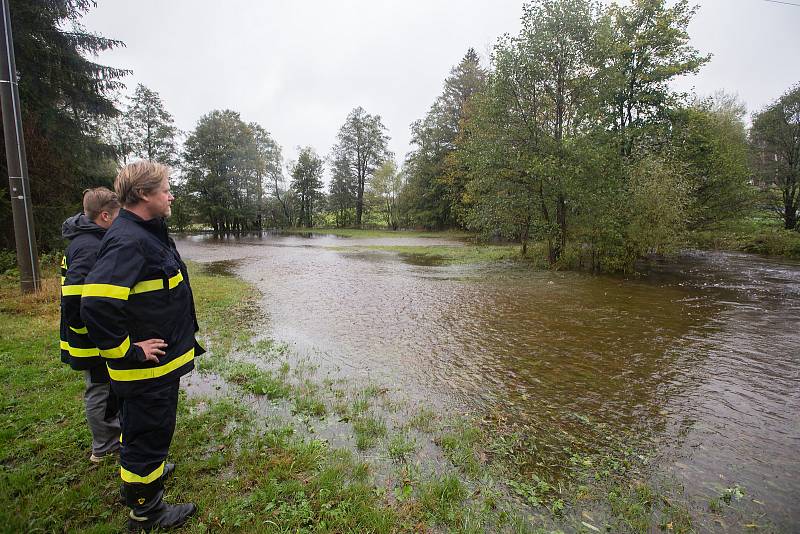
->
[119,378,180,495]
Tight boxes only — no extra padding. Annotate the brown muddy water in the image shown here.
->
[175,232,800,530]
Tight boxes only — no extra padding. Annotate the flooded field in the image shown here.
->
[176,232,800,531]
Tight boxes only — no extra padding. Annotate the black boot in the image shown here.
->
[119,463,176,505]
[124,482,196,532]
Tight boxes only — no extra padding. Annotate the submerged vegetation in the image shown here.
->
[1,261,767,532]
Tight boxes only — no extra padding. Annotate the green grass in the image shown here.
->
[688,215,800,259]
[437,420,485,476]
[330,244,529,265]
[387,433,416,463]
[352,414,388,451]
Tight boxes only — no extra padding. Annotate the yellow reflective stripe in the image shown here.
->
[60,340,100,358]
[100,336,131,359]
[130,272,184,295]
[81,284,130,300]
[60,276,66,285]
[69,325,88,335]
[120,462,165,484]
[61,284,83,296]
[108,348,194,382]
[130,279,163,294]
[168,271,184,289]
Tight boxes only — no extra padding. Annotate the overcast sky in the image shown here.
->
[80,0,799,175]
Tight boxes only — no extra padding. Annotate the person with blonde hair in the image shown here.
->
[81,161,202,532]
[59,187,121,463]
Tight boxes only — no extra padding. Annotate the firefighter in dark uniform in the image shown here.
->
[60,187,121,462]
[81,161,202,532]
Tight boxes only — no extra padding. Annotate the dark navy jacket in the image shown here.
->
[80,209,204,397]
[60,213,109,381]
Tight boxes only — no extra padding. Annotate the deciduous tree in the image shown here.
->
[330,107,391,226]
[750,84,800,230]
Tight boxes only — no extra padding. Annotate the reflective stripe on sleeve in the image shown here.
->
[107,348,194,382]
[168,271,184,290]
[61,284,83,296]
[130,272,184,295]
[60,340,100,358]
[69,326,88,335]
[100,336,131,359]
[81,284,130,300]
[130,279,163,294]
[120,462,165,484]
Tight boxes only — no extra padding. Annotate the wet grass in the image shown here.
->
[0,261,760,533]
[688,215,800,259]
[352,414,388,451]
[329,243,542,266]
[387,433,417,463]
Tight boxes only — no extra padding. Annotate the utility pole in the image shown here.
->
[0,0,40,293]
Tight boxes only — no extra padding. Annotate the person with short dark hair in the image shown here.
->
[60,187,121,463]
[81,161,202,532]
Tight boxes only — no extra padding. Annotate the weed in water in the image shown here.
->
[353,414,388,450]
[438,421,484,476]
[408,407,437,433]
[387,433,416,463]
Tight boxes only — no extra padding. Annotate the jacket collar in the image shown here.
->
[119,208,169,243]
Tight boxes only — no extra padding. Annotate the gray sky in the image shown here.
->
[81,0,799,174]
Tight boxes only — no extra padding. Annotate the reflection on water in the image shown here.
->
[176,234,800,530]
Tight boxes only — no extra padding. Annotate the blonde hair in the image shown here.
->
[82,187,120,222]
[114,160,170,207]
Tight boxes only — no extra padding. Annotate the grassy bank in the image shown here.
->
[1,263,757,533]
[688,216,800,259]
[327,243,540,266]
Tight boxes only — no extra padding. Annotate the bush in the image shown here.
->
[0,249,15,274]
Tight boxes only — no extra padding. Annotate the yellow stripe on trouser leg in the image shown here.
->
[121,461,165,484]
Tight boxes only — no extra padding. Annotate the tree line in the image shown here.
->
[1,0,798,273]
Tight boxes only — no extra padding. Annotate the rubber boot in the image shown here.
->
[124,483,196,532]
[119,463,175,504]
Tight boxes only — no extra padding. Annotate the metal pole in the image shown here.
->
[0,0,39,293]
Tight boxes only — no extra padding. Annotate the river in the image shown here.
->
[175,232,800,531]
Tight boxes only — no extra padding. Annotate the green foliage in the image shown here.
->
[671,94,754,229]
[183,111,283,233]
[329,107,391,226]
[123,84,180,165]
[508,475,555,508]
[455,0,718,272]
[290,147,324,228]
[369,160,403,230]
[404,48,487,229]
[750,83,800,230]
[0,249,16,274]
[0,0,127,251]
